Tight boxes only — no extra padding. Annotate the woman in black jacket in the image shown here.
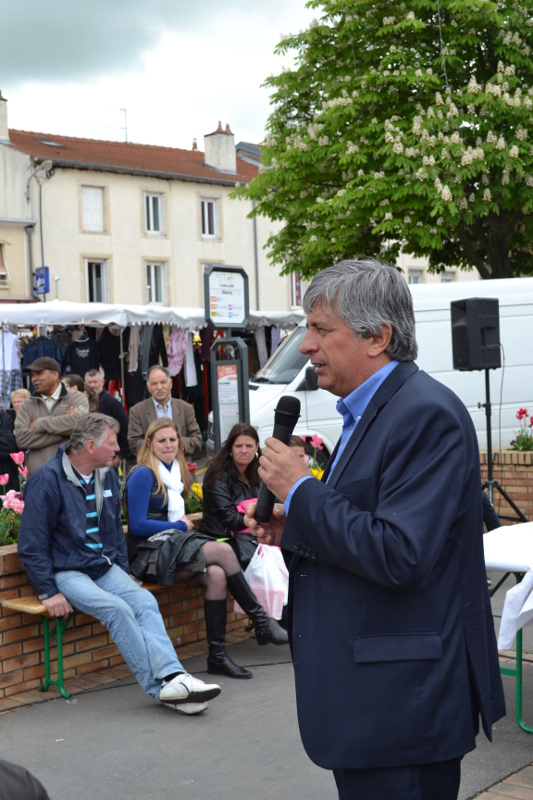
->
[0,410,20,492]
[201,423,262,569]
[126,418,287,680]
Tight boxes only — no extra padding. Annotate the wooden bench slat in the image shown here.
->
[2,597,48,615]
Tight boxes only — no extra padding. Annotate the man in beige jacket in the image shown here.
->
[15,357,89,477]
[127,366,201,457]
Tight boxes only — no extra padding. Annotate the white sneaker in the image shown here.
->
[159,673,221,704]
[161,700,208,716]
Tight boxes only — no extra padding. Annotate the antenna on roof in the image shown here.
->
[120,108,128,142]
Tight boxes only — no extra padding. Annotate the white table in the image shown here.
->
[484,522,533,733]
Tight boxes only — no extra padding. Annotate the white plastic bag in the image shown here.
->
[234,544,289,620]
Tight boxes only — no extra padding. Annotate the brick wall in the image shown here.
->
[480,449,533,523]
[0,545,248,699]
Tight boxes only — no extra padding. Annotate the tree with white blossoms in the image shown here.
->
[234,0,533,280]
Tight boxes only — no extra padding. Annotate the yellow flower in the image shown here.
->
[191,483,203,500]
[311,468,324,480]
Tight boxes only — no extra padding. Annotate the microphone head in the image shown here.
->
[274,395,301,427]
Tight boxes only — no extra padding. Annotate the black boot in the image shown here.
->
[205,599,253,679]
[226,573,289,646]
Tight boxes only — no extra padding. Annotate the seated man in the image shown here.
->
[18,413,221,716]
[128,365,201,458]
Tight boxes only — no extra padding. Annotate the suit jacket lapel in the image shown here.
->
[145,401,157,426]
[325,361,419,489]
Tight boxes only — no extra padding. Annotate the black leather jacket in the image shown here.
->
[200,474,260,539]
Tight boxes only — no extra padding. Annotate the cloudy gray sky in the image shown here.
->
[1,0,313,148]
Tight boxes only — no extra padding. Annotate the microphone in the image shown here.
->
[254,395,301,522]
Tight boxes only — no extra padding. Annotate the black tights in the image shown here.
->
[174,541,241,600]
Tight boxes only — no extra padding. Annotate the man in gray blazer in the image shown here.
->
[128,366,202,457]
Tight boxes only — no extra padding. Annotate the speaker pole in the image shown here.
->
[479,367,528,522]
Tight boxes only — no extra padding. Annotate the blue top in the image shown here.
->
[126,464,188,537]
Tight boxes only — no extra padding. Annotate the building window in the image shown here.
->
[441,272,454,283]
[81,187,104,232]
[200,198,220,238]
[146,261,168,304]
[290,271,303,308]
[0,245,9,285]
[85,259,109,302]
[408,270,422,285]
[144,193,165,235]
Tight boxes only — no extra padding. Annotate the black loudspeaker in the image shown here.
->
[451,297,501,371]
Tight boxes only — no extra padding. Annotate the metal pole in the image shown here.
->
[484,368,493,502]
[119,327,126,407]
[1,323,6,410]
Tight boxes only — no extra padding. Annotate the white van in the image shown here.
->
[208,277,533,460]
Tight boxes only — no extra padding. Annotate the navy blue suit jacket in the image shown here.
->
[282,361,505,770]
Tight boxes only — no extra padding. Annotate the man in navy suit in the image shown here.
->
[247,260,505,800]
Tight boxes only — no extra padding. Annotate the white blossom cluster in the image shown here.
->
[308,123,325,140]
[461,146,485,166]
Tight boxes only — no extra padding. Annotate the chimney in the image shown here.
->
[0,91,10,144]
[204,121,236,173]
[192,138,198,151]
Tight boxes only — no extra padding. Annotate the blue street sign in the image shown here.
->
[35,266,50,294]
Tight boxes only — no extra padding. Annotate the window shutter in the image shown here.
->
[82,187,104,232]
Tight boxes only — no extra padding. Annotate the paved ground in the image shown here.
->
[0,629,533,800]
[2,561,533,799]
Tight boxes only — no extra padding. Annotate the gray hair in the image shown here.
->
[67,413,120,453]
[147,365,171,381]
[302,258,418,361]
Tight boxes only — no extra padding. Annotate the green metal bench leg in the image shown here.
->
[492,572,533,734]
[39,614,72,699]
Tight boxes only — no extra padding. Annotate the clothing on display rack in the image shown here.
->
[97,327,122,382]
[64,335,99,377]
[139,324,168,379]
[183,332,197,388]
[167,327,187,377]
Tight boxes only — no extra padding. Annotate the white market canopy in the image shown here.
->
[0,300,304,330]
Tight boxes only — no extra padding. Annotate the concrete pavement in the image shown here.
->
[1,631,533,799]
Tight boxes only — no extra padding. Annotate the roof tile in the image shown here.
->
[9,129,259,185]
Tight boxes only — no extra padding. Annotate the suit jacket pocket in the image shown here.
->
[338,477,372,496]
[353,632,442,663]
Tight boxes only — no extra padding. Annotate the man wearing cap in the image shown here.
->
[15,357,89,477]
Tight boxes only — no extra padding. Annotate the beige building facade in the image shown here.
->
[1,93,300,312]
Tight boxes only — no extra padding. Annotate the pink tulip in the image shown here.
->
[0,474,9,486]
[18,466,28,478]
[310,434,324,450]
[10,452,25,465]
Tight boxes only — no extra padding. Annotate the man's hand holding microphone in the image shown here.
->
[244,396,310,546]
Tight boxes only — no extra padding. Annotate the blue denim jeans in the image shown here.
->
[55,564,184,700]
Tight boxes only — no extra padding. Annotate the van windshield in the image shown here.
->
[253,326,309,384]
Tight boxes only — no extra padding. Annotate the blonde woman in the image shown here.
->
[10,388,30,415]
[125,418,288,680]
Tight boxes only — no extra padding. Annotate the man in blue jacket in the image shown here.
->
[18,413,221,716]
[248,260,505,800]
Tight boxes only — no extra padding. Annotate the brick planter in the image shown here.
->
[480,449,533,522]
[0,545,248,700]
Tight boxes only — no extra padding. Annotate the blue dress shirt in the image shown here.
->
[285,359,399,511]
